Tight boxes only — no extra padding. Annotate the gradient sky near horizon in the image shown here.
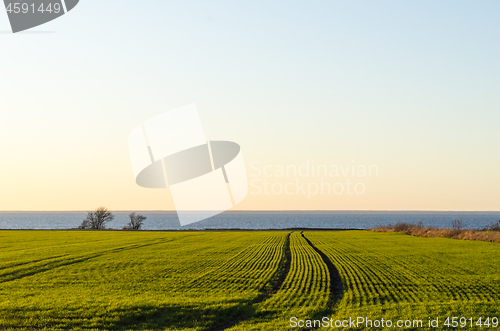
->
[1,1,500,211]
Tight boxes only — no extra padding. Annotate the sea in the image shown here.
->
[0,211,499,230]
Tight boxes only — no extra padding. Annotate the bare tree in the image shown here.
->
[483,220,500,232]
[452,220,463,230]
[123,213,146,230]
[79,207,114,230]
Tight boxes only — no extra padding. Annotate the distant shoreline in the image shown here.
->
[0,228,361,232]
[1,210,500,214]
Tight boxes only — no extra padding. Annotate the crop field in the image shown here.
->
[306,231,500,329]
[0,230,498,330]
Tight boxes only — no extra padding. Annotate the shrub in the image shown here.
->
[79,207,114,230]
[393,223,413,232]
[452,220,463,230]
[483,220,500,232]
[372,220,500,243]
[123,213,146,230]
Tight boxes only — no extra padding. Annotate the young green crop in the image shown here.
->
[305,231,500,330]
[229,232,330,331]
[0,231,287,330]
[0,230,498,331]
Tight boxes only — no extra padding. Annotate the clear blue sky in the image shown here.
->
[1,1,499,210]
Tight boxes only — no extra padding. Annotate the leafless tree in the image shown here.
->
[452,220,463,230]
[483,220,500,232]
[79,207,114,230]
[123,213,146,230]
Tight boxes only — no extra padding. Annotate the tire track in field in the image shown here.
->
[181,235,281,291]
[262,232,292,296]
[0,254,70,272]
[0,236,191,284]
[301,232,344,317]
[211,232,292,331]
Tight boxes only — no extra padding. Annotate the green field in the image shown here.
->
[0,230,498,330]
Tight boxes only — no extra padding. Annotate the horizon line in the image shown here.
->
[1,210,500,213]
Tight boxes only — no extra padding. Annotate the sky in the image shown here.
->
[1,1,499,211]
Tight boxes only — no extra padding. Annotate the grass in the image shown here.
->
[374,221,500,243]
[0,230,498,330]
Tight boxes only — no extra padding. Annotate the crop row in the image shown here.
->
[230,232,331,330]
[305,231,500,308]
[4,230,497,330]
[0,231,290,330]
[180,232,288,293]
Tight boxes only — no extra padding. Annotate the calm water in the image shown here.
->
[0,211,499,230]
